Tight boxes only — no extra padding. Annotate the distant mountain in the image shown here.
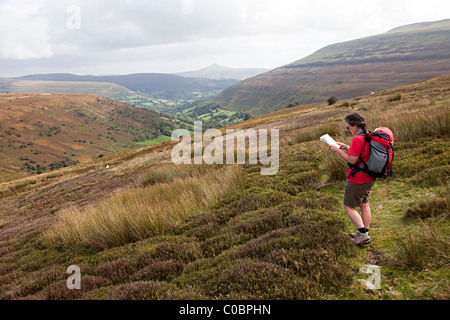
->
[0,78,134,98]
[2,73,238,115]
[201,19,450,116]
[15,73,236,99]
[175,64,269,80]
[0,93,178,183]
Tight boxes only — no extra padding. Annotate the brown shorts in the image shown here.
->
[343,180,376,208]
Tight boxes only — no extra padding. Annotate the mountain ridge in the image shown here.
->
[1,72,238,117]
[200,19,450,116]
[15,72,236,96]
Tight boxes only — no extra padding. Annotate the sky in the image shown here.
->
[0,0,449,77]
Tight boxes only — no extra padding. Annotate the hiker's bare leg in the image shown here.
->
[360,203,371,230]
[343,204,364,229]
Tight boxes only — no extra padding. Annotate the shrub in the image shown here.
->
[327,96,338,105]
[214,190,291,224]
[287,170,322,190]
[387,94,402,102]
[108,280,209,300]
[176,258,316,299]
[132,260,184,282]
[43,276,110,300]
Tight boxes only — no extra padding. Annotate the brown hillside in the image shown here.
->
[0,93,174,182]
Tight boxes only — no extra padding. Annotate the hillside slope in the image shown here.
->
[0,93,177,182]
[204,19,450,116]
[0,74,448,302]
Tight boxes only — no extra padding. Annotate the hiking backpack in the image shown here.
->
[350,127,394,179]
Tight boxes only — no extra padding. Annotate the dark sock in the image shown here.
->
[358,228,368,234]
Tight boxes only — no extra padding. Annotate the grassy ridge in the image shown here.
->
[0,74,449,300]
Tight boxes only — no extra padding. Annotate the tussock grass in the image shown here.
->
[320,144,348,181]
[396,218,450,271]
[405,197,450,220]
[386,94,402,102]
[375,106,449,142]
[398,185,450,272]
[139,163,213,187]
[43,165,243,250]
[291,121,343,144]
[386,137,449,186]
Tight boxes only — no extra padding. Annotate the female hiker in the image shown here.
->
[330,113,375,245]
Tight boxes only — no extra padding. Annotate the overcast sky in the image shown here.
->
[0,0,449,77]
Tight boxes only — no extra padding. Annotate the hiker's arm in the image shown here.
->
[336,142,350,150]
[330,145,359,165]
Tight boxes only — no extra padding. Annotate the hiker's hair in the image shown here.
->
[345,113,371,142]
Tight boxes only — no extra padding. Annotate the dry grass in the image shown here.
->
[405,197,450,220]
[139,163,215,187]
[291,121,343,145]
[373,104,450,142]
[43,164,243,250]
[320,144,348,181]
[396,217,450,271]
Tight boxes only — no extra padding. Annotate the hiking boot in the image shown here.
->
[353,231,371,245]
[349,232,357,239]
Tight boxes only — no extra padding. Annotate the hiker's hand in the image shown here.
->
[336,142,349,150]
[330,145,340,152]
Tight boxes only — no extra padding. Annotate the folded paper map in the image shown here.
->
[320,134,340,149]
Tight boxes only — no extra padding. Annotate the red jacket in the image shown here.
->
[347,134,375,184]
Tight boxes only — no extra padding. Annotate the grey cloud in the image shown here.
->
[1,0,449,77]
[44,0,247,51]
